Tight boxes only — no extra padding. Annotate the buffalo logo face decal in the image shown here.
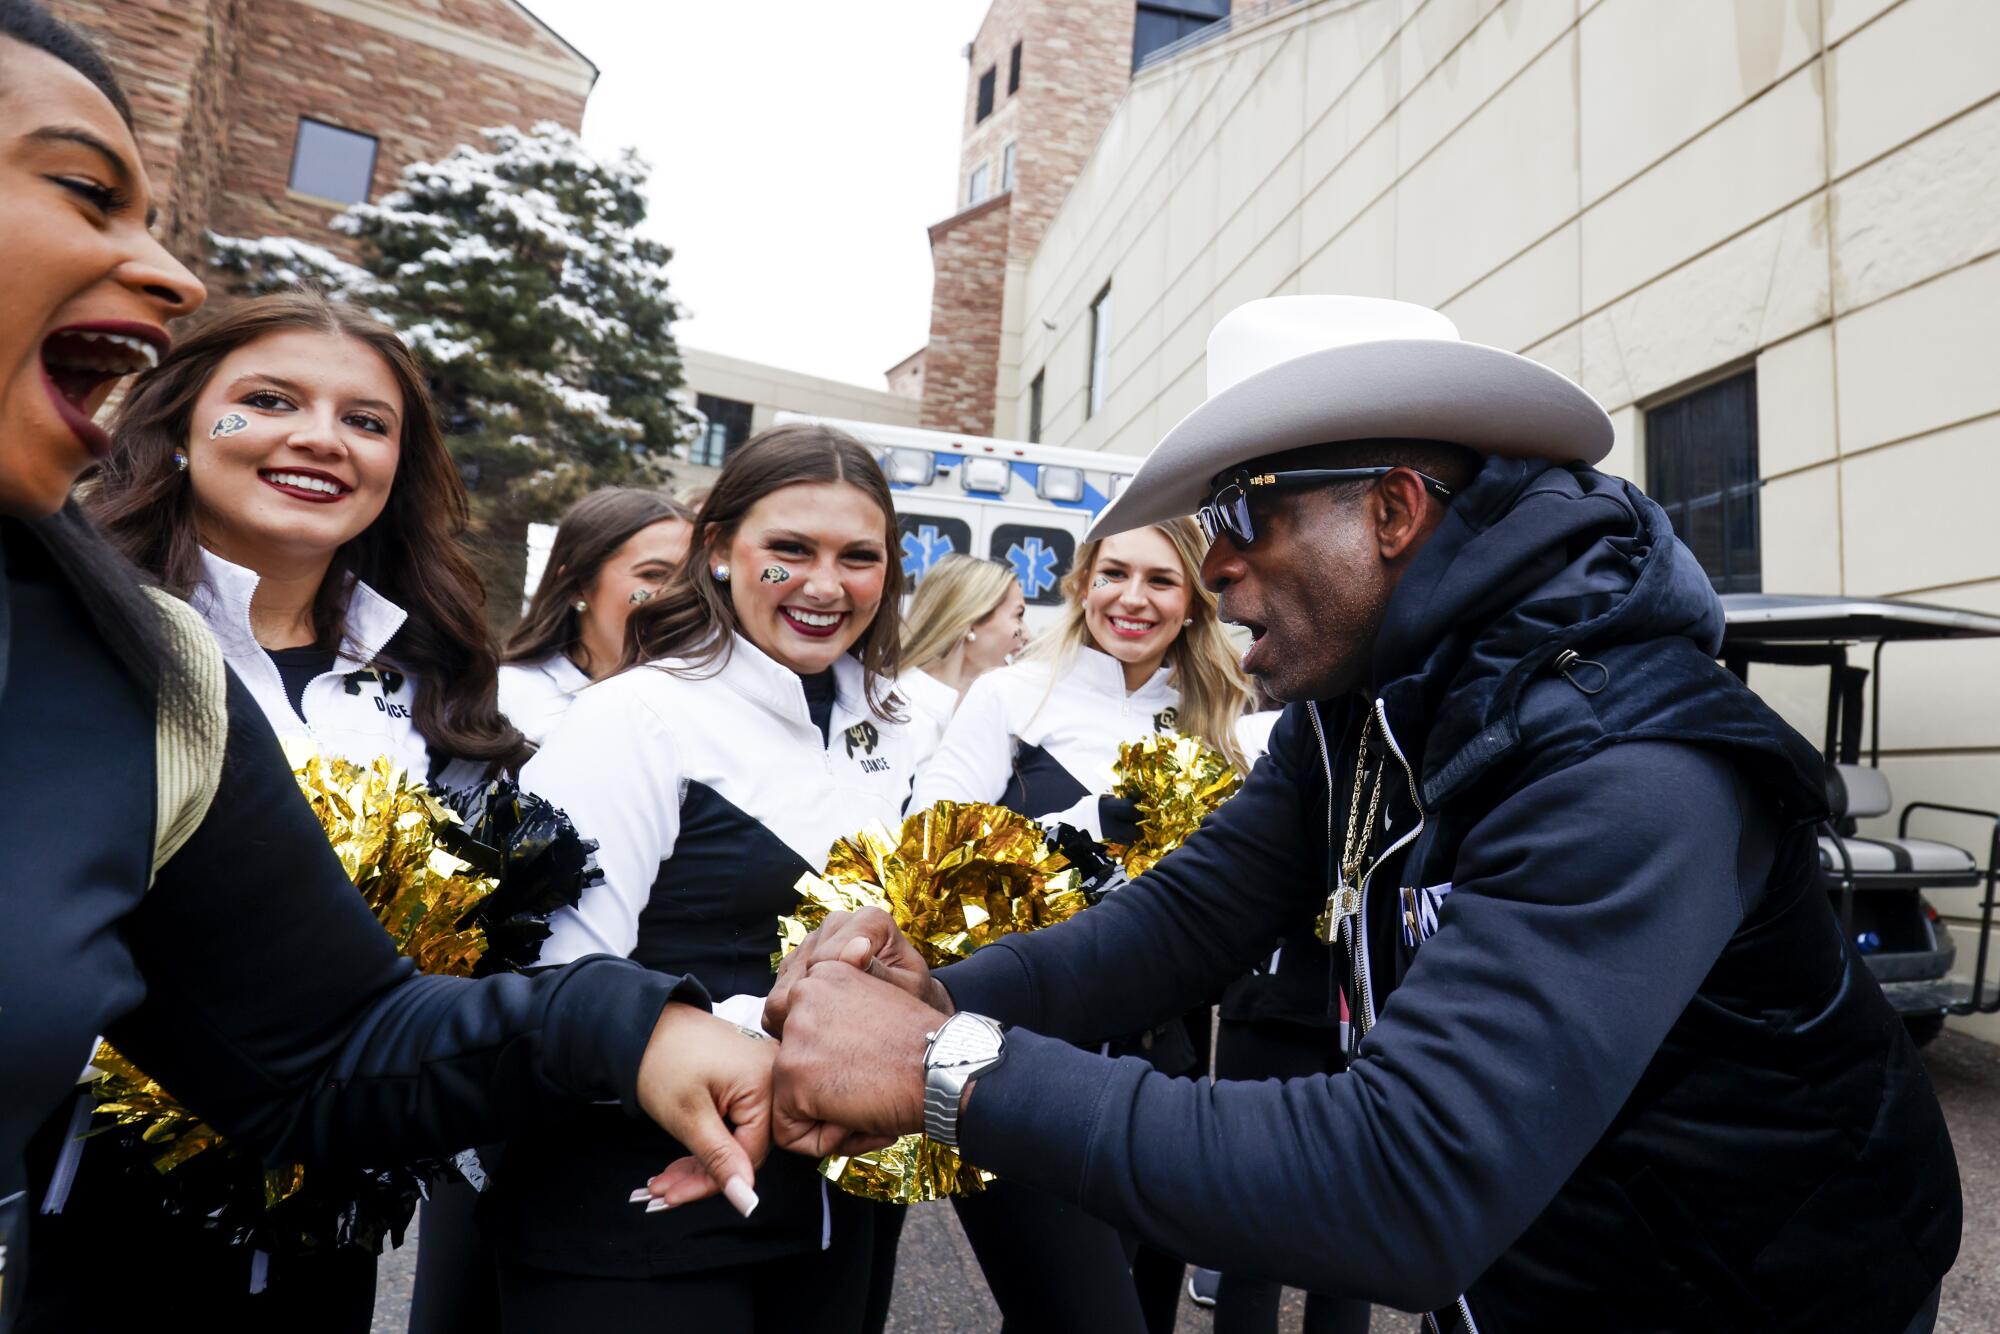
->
[1153,707,1179,732]
[845,721,880,758]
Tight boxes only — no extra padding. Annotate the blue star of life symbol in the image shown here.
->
[901,523,955,579]
[1008,536,1059,598]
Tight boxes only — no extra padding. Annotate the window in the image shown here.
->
[967,162,990,205]
[976,66,997,122]
[1087,285,1113,419]
[1000,141,1017,193]
[1134,0,1230,69]
[1645,369,1761,593]
[1028,369,1045,443]
[692,393,753,468]
[288,118,378,205]
[1008,40,1023,93]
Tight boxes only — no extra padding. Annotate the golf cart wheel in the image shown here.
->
[1904,1014,1946,1048]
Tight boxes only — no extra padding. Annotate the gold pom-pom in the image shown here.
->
[89,749,500,1188]
[1108,732,1245,877]
[775,801,1086,1202]
[288,745,497,977]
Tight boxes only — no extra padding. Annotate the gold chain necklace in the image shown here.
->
[1317,712,1385,941]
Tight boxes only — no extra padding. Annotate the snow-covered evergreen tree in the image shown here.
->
[213,123,697,619]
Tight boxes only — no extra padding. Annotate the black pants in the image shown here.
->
[954,1178,1147,1333]
[496,1200,872,1334]
[496,1223,873,1334]
[1212,1017,1369,1334]
[409,1177,500,1334]
[861,1202,905,1334]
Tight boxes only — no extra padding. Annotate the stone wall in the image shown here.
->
[207,0,587,259]
[920,193,1013,436]
[1009,0,1134,260]
[43,0,243,267]
[935,0,1136,433]
[45,0,591,267]
[959,0,1025,211]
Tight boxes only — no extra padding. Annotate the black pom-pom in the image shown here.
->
[440,778,603,977]
[1045,822,1125,902]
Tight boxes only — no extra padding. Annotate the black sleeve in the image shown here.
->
[954,742,1777,1311]
[937,704,1326,1036]
[105,672,705,1168]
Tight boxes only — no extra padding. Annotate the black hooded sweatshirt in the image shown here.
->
[936,459,1960,1333]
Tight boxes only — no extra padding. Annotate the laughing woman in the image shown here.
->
[89,290,528,790]
[492,424,916,1332]
[910,516,1253,1334]
[0,6,784,1332]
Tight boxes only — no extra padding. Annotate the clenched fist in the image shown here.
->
[770,960,945,1156]
[763,906,951,1038]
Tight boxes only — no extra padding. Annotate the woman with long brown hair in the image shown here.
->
[492,423,914,1331]
[58,291,533,1325]
[89,289,526,785]
[499,486,693,744]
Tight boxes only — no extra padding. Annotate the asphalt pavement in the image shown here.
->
[375,1029,2000,1332]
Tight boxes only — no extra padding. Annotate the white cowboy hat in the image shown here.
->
[1086,295,1614,540]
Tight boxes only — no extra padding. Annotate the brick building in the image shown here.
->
[45,0,595,269]
[918,0,1145,437]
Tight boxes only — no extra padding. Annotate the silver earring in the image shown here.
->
[1183,618,1193,626]
[173,451,189,472]
[573,599,588,613]
[713,564,731,583]
[966,630,977,642]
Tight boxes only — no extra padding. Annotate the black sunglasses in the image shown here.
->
[1196,467,1454,547]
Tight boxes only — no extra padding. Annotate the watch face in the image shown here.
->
[930,1017,1003,1069]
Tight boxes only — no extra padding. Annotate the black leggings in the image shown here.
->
[953,1179,1147,1333]
[1212,1018,1370,1334]
[496,1228,874,1334]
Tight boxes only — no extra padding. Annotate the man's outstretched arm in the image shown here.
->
[768,706,1330,1039]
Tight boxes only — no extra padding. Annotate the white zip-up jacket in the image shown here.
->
[498,652,591,746]
[499,636,918,1274]
[189,548,433,775]
[525,635,917,993]
[912,648,1181,836]
[894,665,961,772]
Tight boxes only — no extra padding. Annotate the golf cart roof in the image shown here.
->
[1720,594,2000,644]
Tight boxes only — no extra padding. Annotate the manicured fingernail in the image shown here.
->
[724,1178,759,1217]
[645,1196,673,1213]
[628,1188,652,1204]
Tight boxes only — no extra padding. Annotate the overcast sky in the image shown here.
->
[537,0,992,391]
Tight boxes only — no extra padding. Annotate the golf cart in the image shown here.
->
[1720,594,2000,1045]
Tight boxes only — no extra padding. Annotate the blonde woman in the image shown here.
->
[908,516,1251,1333]
[895,554,1026,767]
[913,517,1250,832]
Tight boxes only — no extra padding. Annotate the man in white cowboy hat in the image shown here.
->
[756,296,1960,1333]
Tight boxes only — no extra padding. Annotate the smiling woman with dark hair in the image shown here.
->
[88,289,530,785]
[0,5,787,1329]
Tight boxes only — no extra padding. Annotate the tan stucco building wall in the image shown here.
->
[994,0,2000,1029]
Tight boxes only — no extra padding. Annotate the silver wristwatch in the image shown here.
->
[922,1011,1006,1147]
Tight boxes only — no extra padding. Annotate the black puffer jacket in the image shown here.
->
[939,458,1961,1333]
